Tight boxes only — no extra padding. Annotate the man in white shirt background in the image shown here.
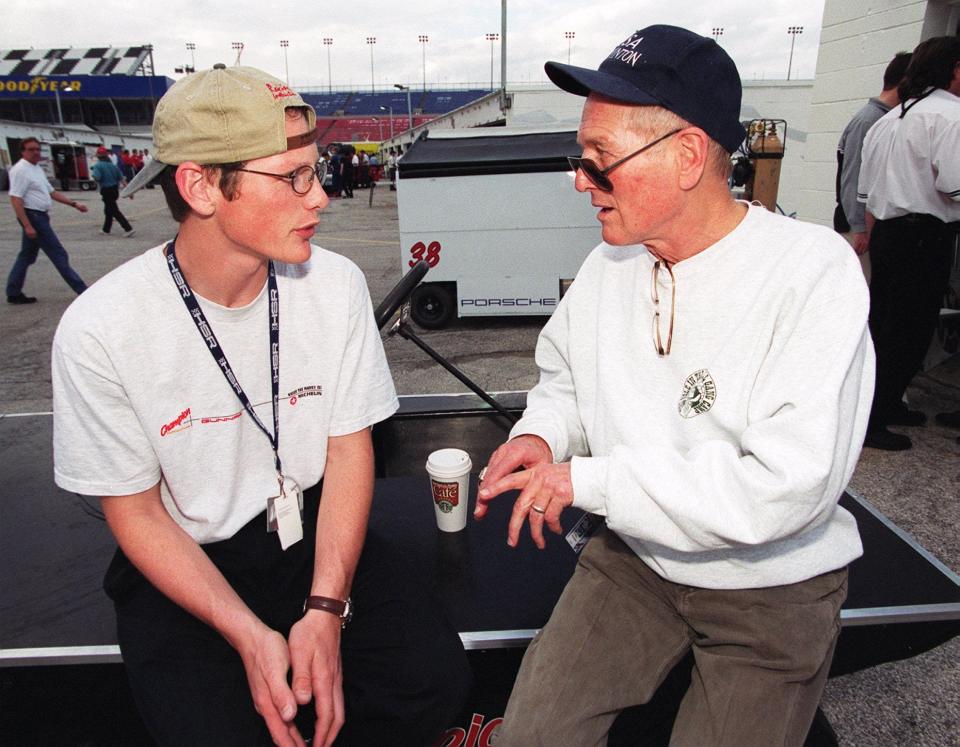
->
[858,36,960,451]
[6,137,89,304]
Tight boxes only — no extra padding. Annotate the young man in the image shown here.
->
[53,64,468,747]
[477,26,873,745]
[6,137,88,304]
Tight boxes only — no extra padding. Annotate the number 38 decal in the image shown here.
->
[409,240,442,268]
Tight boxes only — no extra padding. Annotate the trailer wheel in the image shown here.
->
[410,283,455,329]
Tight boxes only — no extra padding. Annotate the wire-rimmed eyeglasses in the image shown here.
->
[567,129,681,192]
[651,259,675,357]
[237,160,328,195]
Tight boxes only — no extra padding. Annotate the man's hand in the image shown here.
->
[238,624,307,747]
[850,231,869,256]
[288,611,345,747]
[23,224,37,239]
[476,435,574,549]
[74,202,89,213]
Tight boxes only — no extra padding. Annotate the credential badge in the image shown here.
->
[678,369,717,419]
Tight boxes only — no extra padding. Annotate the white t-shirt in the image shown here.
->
[53,244,398,544]
[9,158,53,211]
[858,88,960,222]
[511,204,874,589]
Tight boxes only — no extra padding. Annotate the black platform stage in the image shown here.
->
[2,397,959,745]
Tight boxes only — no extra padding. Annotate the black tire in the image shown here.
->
[410,283,455,329]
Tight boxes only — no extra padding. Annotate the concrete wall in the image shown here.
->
[794,0,959,226]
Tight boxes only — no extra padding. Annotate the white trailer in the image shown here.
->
[396,127,599,328]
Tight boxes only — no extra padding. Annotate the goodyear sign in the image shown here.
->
[0,75,172,99]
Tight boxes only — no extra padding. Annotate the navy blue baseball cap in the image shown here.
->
[545,25,746,153]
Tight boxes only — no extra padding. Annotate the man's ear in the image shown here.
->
[174,162,218,217]
[675,128,710,191]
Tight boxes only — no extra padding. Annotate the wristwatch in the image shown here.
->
[303,595,353,628]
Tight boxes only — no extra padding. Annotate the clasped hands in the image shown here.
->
[241,608,343,747]
[474,434,574,549]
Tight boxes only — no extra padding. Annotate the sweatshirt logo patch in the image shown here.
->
[678,369,717,419]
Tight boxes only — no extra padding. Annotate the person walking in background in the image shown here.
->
[6,137,88,304]
[834,51,912,282]
[858,36,960,451]
[91,146,135,237]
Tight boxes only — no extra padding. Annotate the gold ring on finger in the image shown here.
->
[531,505,546,514]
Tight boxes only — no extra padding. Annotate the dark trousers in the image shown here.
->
[868,215,954,428]
[100,185,132,233]
[5,208,87,297]
[105,483,471,746]
[342,168,355,197]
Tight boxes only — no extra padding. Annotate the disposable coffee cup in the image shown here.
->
[426,448,472,532]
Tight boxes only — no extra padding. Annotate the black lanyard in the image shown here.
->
[165,239,283,478]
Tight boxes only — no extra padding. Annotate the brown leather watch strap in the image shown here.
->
[303,595,352,628]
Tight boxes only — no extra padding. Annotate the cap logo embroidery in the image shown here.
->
[265,82,297,100]
[609,34,644,67]
[678,369,717,419]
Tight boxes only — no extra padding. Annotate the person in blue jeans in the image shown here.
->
[6,137,88,304]
[91,146,135,237]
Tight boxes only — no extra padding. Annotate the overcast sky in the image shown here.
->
[3,0,827,90]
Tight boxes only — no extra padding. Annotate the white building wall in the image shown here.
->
[794,0,958,226]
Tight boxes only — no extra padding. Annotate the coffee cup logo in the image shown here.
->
[432,480,459,514]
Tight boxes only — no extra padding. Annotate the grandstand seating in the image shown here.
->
[300,92,353,116]
[420,89,491,112]
[301,87,491,145]
[317,115,434,145]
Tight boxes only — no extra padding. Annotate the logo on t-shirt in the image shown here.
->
[678,369,717,419]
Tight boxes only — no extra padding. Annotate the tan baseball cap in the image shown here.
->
[121,64,318,197]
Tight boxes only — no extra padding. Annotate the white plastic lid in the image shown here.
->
[426,448,472,479]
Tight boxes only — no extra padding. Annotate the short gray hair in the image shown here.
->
[628,106,733,180]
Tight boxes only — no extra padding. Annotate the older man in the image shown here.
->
[6,137,88,304]
[476,25,874,745]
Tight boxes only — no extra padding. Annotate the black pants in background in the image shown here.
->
[868,214,955,428]
[104,483,471,746]
[100,185,132,233]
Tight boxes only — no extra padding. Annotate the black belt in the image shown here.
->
[24,208,48,214]
[885,213,944,228]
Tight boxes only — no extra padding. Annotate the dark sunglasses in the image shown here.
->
[568,128,681,192]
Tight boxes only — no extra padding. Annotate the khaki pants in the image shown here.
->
[498,529,846,747]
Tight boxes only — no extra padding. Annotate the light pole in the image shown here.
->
[280,40,289,84]
[366,37,376,92]
[186,42,196,70]
[564,31,575,64]
[787,26,803,80]
[52,82,79,125]
[712,27,724,43]
[394,84,413,131]
[418,35,429,92]
[372,116,383,141]
[379,105,394,138]
[231,41,244,66]
[107,97,125,145]
[485,33,498,90]
[323,38,333,94]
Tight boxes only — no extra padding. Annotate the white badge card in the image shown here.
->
[274,490,303,550]
[267,477,304,549]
